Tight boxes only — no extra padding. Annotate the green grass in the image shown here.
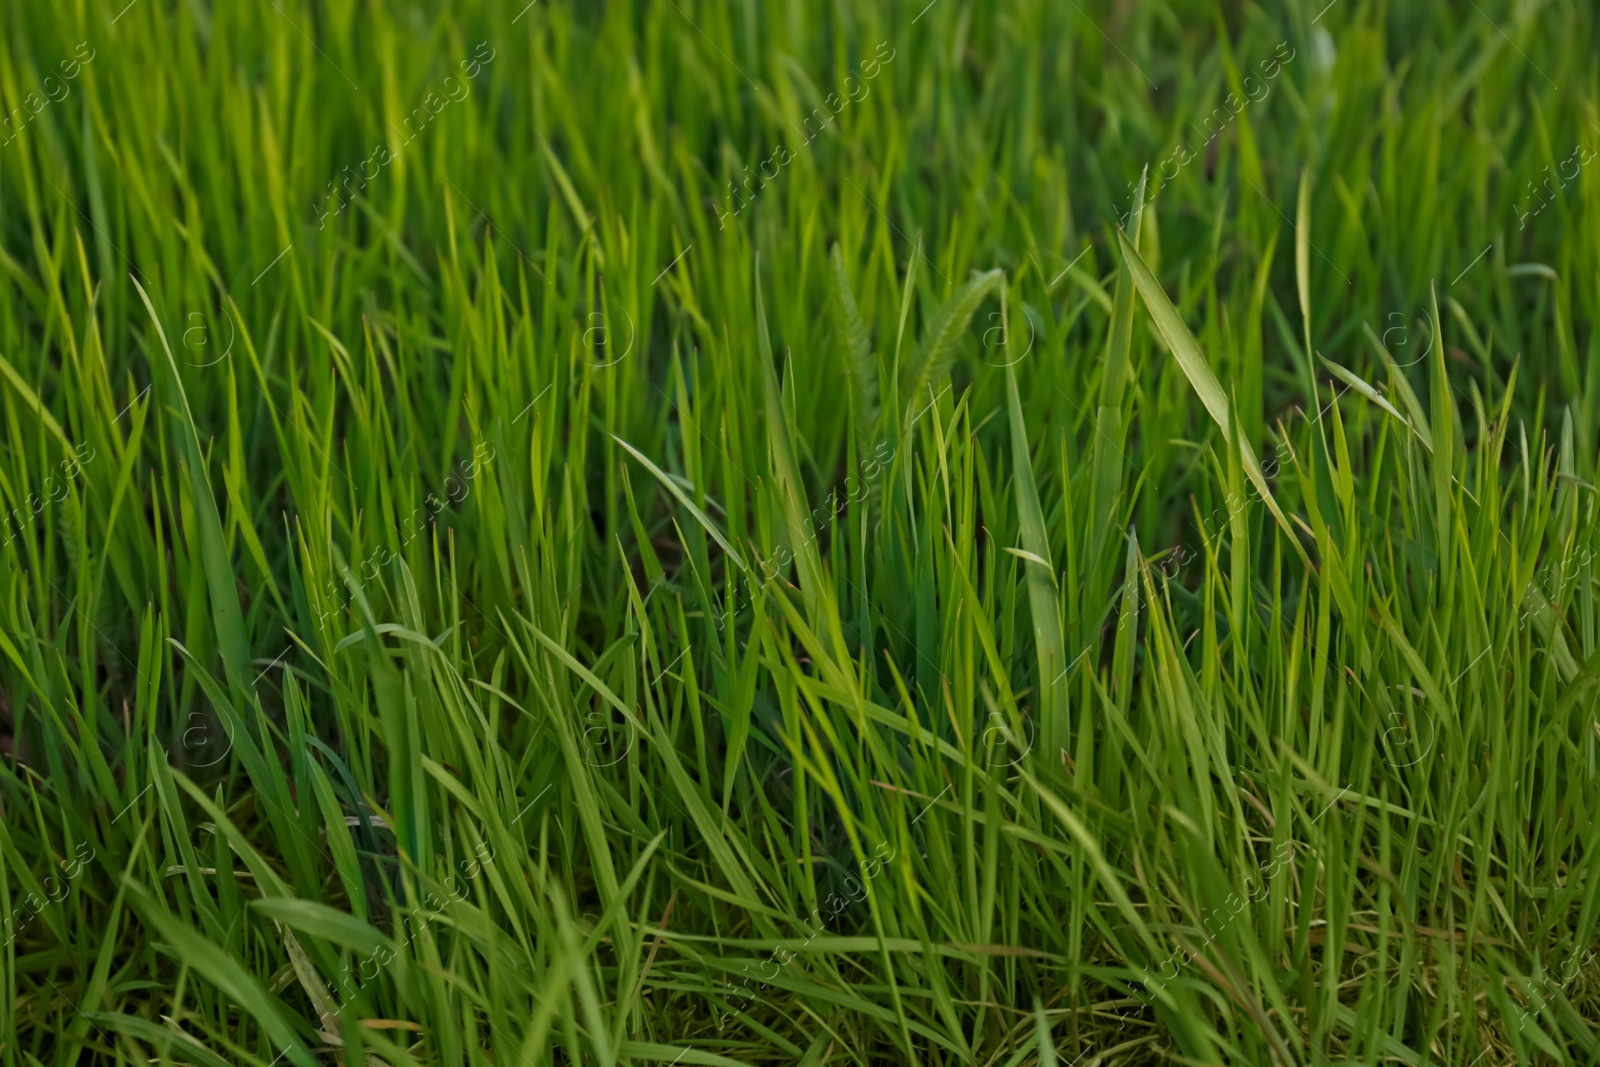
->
[1,0,1598,1063]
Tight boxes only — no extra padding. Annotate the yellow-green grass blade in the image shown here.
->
[1117,230,1307,567]
[133,277,251,696]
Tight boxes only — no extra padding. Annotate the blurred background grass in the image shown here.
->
[1,0,1598,1063]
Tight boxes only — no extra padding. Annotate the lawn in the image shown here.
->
[0,0,1597,1064]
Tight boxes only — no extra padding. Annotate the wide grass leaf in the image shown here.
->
[1117,230,1306,564]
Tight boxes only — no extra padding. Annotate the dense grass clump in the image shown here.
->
[2,0,1599,1063]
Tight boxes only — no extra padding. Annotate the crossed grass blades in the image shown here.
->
[0,0,1597,1064]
